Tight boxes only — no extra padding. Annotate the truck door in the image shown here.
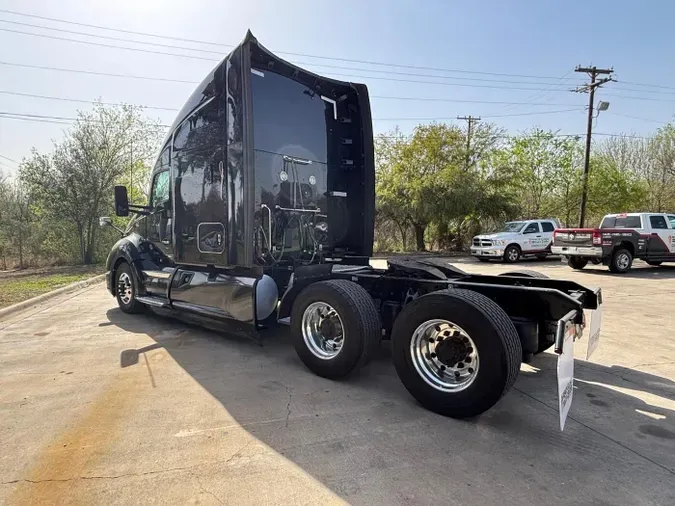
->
[539,221,556,251]
[521,222,541,252]
[143,167,175,295]
[647,215,674,260]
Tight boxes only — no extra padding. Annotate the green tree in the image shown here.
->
[19,102,162,264]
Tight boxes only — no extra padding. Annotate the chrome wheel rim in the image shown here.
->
[301,302,344,360]
[410,319,479,392]
[617,253,630,270]
[117,272,133,305]
[507,248,519,261]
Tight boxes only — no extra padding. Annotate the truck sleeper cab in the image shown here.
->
[103,32,602,425]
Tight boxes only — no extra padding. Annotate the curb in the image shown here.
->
[0,273,106,320]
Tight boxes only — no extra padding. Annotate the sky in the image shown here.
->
[1,0,674,175]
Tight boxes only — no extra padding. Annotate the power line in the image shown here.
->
[609,112,671,125]
[3,8,675,95]
[0,27,584,92]
[0,90,180,112]
[0,8,582,81]
[481,108,584,118]
[0,153,20,165]
[0,62,587,107]
[0,60,198,84]
[0,19,591,88]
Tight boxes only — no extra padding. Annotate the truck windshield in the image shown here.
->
[501,222,525,232]
[600,216,642,229]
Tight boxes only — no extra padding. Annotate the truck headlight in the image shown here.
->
[493,240,505,246]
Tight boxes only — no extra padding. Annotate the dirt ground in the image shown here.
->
[0,257,674,505]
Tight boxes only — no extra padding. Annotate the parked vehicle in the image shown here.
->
[471,219,561,263]
[101,32,602,427]
[552,212,675,273]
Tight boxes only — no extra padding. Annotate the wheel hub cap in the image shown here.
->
[618,254,629,269]
[410,319,479,392]
[301,302,345,360]
[117,272,132,305]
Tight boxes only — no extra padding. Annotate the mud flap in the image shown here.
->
[556,324,575,431]
[585,306,602,360]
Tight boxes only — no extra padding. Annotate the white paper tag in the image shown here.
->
[557,326,575,431]
[586,306,602,360]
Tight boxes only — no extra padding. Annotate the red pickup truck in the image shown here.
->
[551,212,675,273]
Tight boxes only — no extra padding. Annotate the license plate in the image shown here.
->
[585,305,602,359]
[557,322,575,431]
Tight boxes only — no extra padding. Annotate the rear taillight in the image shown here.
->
[553,230,559,238]
[592,231,602,245]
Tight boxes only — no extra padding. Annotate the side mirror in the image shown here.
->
[114,185,129,217]
[99,216,113,228]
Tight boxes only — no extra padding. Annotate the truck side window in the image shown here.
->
[523,223,539,234]
[668,215,675,229]
[649,215,668,229]
[540,222,554,233]
[151,170,170,209]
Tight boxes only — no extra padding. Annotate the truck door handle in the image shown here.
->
[536,235,542,237]
[161,239,170,245]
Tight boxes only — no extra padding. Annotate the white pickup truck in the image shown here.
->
[471,219,561,263]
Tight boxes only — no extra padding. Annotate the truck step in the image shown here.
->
[136,295,169,308]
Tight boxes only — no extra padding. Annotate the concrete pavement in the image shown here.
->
[1,259,674,505]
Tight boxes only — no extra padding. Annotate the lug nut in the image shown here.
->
[437,336,444,342]
[434,325,441,332]
[425,353,431,359]
[457,362,463,368]
[428,337,435,343]
[430,353,436,359]
[454,371,461,378]
[468,368,474,374]
[466,347,473,354]
[440,365,446,371]
[465,357,471,363]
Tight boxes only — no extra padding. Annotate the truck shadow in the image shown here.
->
[106,308,675,504]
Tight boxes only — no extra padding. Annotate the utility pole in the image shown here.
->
[573,66,613,227]
[457,115,481,169]
[129,141,133,203]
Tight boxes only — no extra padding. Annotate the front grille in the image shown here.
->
[473,238,493,247]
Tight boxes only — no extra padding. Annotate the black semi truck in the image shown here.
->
[102,32,602,424]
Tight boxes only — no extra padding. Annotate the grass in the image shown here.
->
[0,265,105,309]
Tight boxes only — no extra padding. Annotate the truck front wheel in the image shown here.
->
[290,280,381,379]
[568,257,588,270]
[609,248,633,273]
[115,262,144,314]
[391,289,521,418]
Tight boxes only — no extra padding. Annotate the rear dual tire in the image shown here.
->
[291,280,381,379]
[391,289,522,418]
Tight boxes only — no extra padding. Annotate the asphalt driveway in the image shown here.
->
[1,258,674,505]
